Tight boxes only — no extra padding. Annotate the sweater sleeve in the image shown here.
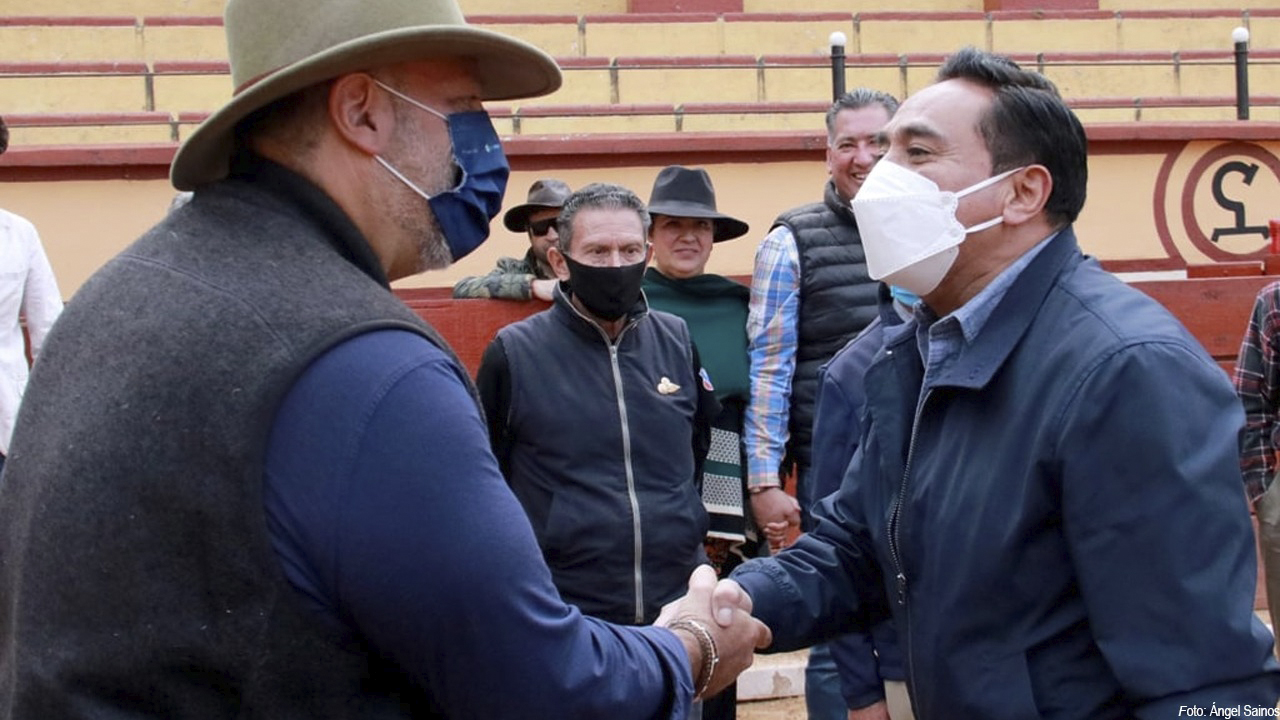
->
[264,329,695,719]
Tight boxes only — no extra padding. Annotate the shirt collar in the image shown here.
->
[919,229,1061,344]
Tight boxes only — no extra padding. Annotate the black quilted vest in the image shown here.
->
[772,180,880,471]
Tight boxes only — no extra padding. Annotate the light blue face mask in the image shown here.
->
[372,80,509,262]
[889,285,920,308]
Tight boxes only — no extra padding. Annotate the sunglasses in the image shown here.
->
[528,218,558,237]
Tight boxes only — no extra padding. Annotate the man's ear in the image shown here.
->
[547,245,572,282]
[1004,165,1052,226]
[327,73,394,156]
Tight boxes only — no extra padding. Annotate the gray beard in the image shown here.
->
[415,226,454,272]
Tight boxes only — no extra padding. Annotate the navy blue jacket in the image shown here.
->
[479,288,714,625]
[736,227,1280,718]
[810,284,906,709]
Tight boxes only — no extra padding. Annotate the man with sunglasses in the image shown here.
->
[453,178,570,301]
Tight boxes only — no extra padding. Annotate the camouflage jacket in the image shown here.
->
[451,249,553,300]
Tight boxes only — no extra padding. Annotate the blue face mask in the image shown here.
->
[373,80,509,262]
[889,284,920,308]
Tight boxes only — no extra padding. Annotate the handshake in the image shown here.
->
[654,565,772,700]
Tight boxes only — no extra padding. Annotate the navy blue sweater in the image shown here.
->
[265,329,694,718]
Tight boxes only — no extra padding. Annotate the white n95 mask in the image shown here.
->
[852,160,1022,296]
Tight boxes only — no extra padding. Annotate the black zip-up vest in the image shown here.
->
[0,164,464,719]
[496,294,708,625]
[772,180,880,471]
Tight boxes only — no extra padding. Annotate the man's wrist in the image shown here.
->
[748,484,781,495]
[668,618,718,699]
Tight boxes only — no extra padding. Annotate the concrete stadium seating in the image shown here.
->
[0,0,224,16]
[3,5,1279,146]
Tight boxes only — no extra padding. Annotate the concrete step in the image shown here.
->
[738,649,805,701]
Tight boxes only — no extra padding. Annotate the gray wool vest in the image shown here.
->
[0,170,464,719]
[772,180,880,472]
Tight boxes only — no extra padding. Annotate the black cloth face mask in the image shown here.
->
[562,254,647,321]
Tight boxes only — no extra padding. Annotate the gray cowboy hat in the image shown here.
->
[646,165,749,242]
[503,178,572,232]
[170,0,562,190]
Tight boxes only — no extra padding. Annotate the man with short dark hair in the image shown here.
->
[718,46,1280,717]
[478,182,718,631]
[0,1,769,717]
[453,177,570,300]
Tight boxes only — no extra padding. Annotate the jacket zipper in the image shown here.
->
[606,340,647,624]
[887,384,930,712]
[565,298,646,623]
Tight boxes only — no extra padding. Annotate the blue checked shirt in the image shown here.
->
[916,232,1057,394]
[745,225,801,490]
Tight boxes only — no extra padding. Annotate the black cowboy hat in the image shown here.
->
[646,166,749,242]
[502,178,572,232]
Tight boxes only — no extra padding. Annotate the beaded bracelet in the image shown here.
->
[668,617,719,699]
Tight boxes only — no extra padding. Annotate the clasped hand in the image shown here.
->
[654,565,772,700]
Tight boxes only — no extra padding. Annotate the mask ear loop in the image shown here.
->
[964,215,1004,234]
[954,166,1024,200]
[374,156,434,202]
[371,78,468,195]
[953,166,1023,234]
[371,79,448,122]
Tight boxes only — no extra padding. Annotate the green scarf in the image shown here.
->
[643,267,755,552]
[642,268,750,404]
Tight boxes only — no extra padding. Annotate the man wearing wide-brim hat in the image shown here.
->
[453,177,571,300]
[0,0,768,716]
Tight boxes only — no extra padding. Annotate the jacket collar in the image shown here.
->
[549,281,649,344]
[822,179,858,225]
[881,225,1083,390]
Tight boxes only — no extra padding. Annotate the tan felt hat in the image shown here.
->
[170,0,561,190]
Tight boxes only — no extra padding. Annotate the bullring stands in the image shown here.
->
[3,4,1279,147]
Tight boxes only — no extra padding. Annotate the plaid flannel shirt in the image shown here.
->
[1234,279,1280,502]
